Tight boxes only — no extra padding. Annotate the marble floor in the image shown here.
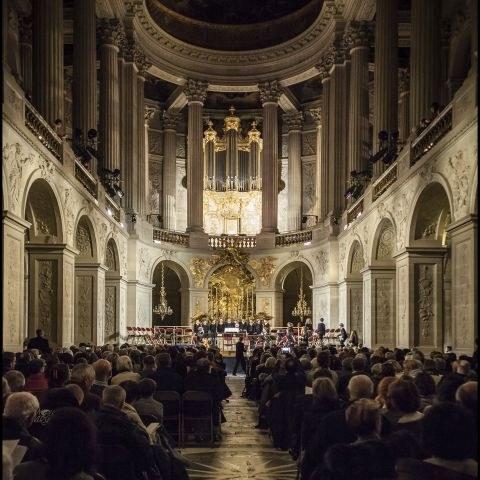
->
[182,375,298,479]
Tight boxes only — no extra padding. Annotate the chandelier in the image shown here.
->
[153,263,173,319]
[291,266,311,324]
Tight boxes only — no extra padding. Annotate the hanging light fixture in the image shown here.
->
[292,266,311,324]
[153,262,173,319]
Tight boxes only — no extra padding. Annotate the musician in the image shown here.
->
[202,319,210,339]
[286,322,295,346]
[254,319,263,335]
[239,319,248,332]
[286,322,294,336]
[247,319,255,335]
[262,320,271,336]
[210,320,218,345]
[305,318,313,332]
[339,323,348,347]
[193,319,201,335]
[217,319,225,334]
[316,318,326,341]
[197,324,205,343]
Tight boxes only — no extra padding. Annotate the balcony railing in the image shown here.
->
[209,235,257,249]
[275,229,312,247]
[346,198,364,225]
[74,159,98,199]
[24,100,63,161]
[372,162,398,202]
[410,105,453,166]
[105,194,120,223]
[153,228,189,246]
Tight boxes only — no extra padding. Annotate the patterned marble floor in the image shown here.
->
[182,375,298,480]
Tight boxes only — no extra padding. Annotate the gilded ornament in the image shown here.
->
[248,256,277,287]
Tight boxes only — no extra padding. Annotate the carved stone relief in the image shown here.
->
[415,264,434,345]
[399,265,408,343]
[105,242,117,271]
[350,287,363,342]
[105,286,116,340]
[148,130,163,155]
[350,244,364,274]
[138,248,152,281]
[446,150,471,219]
[176,135,186,159]
[63,188,76,244]
[339,242,346,277]
[392,192,413,250]
[375,278,394,345]
[76,276,93,343]
[38,260,57,340]
[249,256,277,287]
[376,225,395,260]
[6,238,20,346]
[302,132,317,156]
[302,162,316,215]
[149,160,162,214]
[315,250,329,278]
[3,143,30,210]
[455,242,470,347]
[76,220,94,258]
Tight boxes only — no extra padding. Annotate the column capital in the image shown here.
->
[184,78,208,104]
[344,20,373,51]
[308,107,322,124]
[97,18,123,47]
[316,54,333,81]
[122,38,150,75]
[19,15,32,43]
[163,110,181,130]
[328,40,348,65]
[399,67,410,94]
[258,80,283,104]
[144,105,159,122]
[283,111,304,132]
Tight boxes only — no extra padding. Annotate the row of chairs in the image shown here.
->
[153,390,215,447]
[126,326,194,345]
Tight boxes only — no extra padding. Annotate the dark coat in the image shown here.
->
[2,416,44,461]
[27,337,51,355]
[152,366,185,394]
[235,341,246,358]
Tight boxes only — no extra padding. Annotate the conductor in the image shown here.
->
[232,336,247,376]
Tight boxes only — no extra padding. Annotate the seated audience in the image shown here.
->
[24,359,48,393]
[69,364,100,412]
[4,370,25,393]
[133,378,164,423]
[111,356,141,385]
[152,352,184,393]
[345,398,382,443]
[91,359,112,396]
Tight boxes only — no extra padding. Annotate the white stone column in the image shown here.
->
[328,43,349,215]
[284,112,303,231]
[26,245,77,348]
[3,212,31,352]
[447,215,477,354]
[184,79,208,238]
[373,0,398,177]
[18,17,32,98]
[346,21,371,174]
[258,81,282,239]
[162,111,180,230]
[136,61,149,217]
[73,0,97,146]
[308,108,322,224]
[32,0,63,125]
[410,0,441,129]
[97,19,122,172]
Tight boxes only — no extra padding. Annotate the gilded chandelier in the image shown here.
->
[153,263,173,319]
[291,267,311,324]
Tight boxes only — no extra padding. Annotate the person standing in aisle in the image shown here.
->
[232,337,247,376]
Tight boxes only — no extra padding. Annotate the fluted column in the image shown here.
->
[136,56,150,217]
[73,0,97,149]
[121,38,139,214]
[317,58,332,219]
[32,0,63,125]
[284,112,303,231]
[373,0,398,177]
[97,19,122,173]
[184,79,208,233]
[410,0,441,129]
[309,107,323,223]
[346,21,372,174]
[259,81,282,234]
[19,17,32,98]
[329,44,349,214]
[398,68,410,144]
[163,111,180,230]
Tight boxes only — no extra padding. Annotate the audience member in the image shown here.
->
[133,378,164,423]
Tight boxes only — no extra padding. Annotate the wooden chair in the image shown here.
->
[154,390,181,444]
[181,390,213,447]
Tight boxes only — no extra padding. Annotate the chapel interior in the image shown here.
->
[2,0,478,479]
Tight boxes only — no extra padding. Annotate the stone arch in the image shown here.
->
[408,181,452,246]
[151,258,190,325]
[347,240,365,278]
[273,260,314,326]
[23,178,64,244]
[372,218,396,263]
[74,215,98,262]
[105,237,120,273]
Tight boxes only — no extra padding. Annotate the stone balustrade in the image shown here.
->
[24,99,63,161]
[275,229,313,247]
[105,193,120,222]
[346,198,364,225]
[372,162,398,202]
[153,228,189,246]
[410,105,453,166]
[74,158,98,198]
[209,235,257,249]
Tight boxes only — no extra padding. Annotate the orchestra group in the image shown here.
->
[190,317,360,350]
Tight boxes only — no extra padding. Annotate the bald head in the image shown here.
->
[348,374,374,401]
[455,381,477,413]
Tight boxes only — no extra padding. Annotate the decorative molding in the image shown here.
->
[344,20,372,50]
[184,78,208,104]
[376,225,394,260]
[97,18,123,47]
[258,80,283,104]
[104,286,116,339]
[283,112,304,131]
[417,264,434,343]
[38,260,56,340]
